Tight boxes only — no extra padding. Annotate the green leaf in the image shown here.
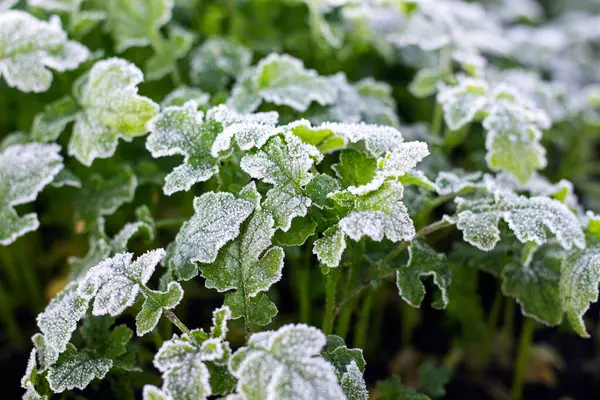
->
[321,335,366,374]
[68,58,159,166]
[418,362,451,399]
[314,226,347,268]
[105,0,173,53]
[560,214,600,337]
[375,376,431,400]
[339,182,416,243]
[274,216,317,246]
[200,211,284,326]
[502,245,564,325]
[241,133,322,230]
[111,205,156,253]
[0,11,89,92]
[167,191,254,280]
[224,291,278,327]
[484,101,547,184]
[341,361,368,400]
[409,68,444,99]
[69,237,112,280]
[51,169,82,188]
[161,86,210,109]
[453,194,585,252]
[332,149,377,188]
[397,238,451,309]
[228,53,337,113]
[189,38,252,92]
[145,26,194,80]
[47,344,112,393]
[229,324,345,399]
[143,385,170,400]
[437,78,488,131]
[137,282,184,336]
[0,143,63,245]
[80,317,133,359]
[75,165,137,228]
[31,96,79,143]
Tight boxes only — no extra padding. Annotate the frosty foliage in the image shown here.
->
[452,195,586,252]
[314,227,347,268]
[0,143,63,245]
[167,192,254,280]
[228,53,337,113]
[150,306,232,400]
[0,11,89,92]
[69,58,159,166]
[241,133,322,231]
[200,211,284,326]
[228,324,346,400]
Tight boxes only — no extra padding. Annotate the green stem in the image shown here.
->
[481,287,503,366]
[512,318,535,400]
[165,310,192,337]
[0,281,23,347]
[354,289,374,350]
[322,269,339,335]
[335,297,358,340]
[432,103,444,138]
[297,264,311,323]
[503,297,515,353]
[155,218,187,229]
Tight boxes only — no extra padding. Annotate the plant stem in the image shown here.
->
[322,269,339,335]
[297,264,311,323]
[512,318,535,400]
[155,218,187,229]
[165,310,192,336]
[432,103,444,137]
[335,297,358,340]
[354,289,374,350]
[481,287,503,366]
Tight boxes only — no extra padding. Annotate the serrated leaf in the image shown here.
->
[189,38,252,92]
[240,133,322,230]
[305,173,341,210]
[333,149,377,188]
[228,53,337,113]
[80,316,133,359]
[437,78,488,131]
[0,11,89,92]
[75,165,137,228]
[397,238,451,309]
[454,194,585,252]
[168,192,254,280]
[321,335,366,374]
[560,215,600,337]
[484,101,547,184]
[31,96,78,143]
[105,0,173,53]
[201,211,284,326]
[314,227,347,268]
[224,291,278,327]
[136,282,183,336]
[502,245,563,325]
[80,249,165,317]
[37,282,89,360]
[153,306,232,400]
[68,58,159,165]
[229,324,345,400]
[274,216,317,246]
[339,181,415,242]
[0,143,63,245]
[47,344,112,393]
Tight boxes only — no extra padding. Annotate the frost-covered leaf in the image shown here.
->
[409,68,445,99]
[228,53,337,113]
[315,122,405,157]
[434,171,482,196]
[31,96,78,143]
[153,306,232,400]
[69,58,159,166]
[314,227,346,268]
[436,78,488,131]
[27,0,81,12]
[502,245,563,325]
[305,173,341,209]
[190,38,252,91]
[484,101,547,184]
[47,344,112,393]
[341,361,368,400]
[332,149,377,188]
[137,282,184,336]
[274,216,317,247]
[339,182,415,243]
[0,143,63,245]
[75,165,137,228]
[51,169,82,188]
[161,86,210,109]
[321,334,365,375]
[105,0,173,53]
[229,324,345,400]
[80,249,165,317]
[111,205,156,253]
[167,192,254,280]
[69,237,112,280]
[397,238,451,309]
[453,194,585,252]
[145,25,194,80]
[32,333,59,372]
[143,385,171,400]
[0,11,89,92]
[224,291,278,327]
[80,316,133,361]
[200,211,284,326]
[560,214,600,337]
[241,133,322,230]
[36,282,89,361]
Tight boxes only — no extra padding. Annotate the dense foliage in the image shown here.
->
[1,0,600,399]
